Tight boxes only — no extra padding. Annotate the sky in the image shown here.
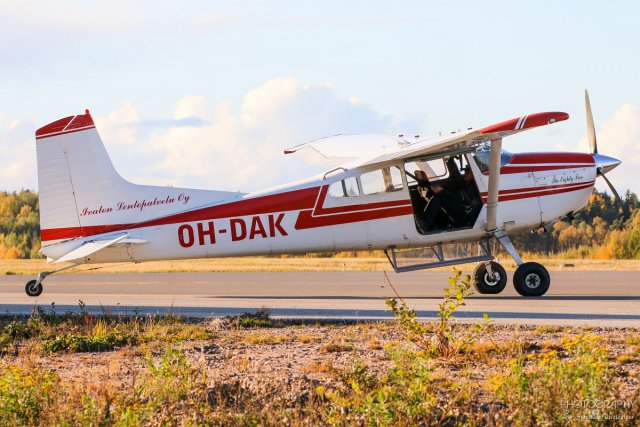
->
[1,1,639,195]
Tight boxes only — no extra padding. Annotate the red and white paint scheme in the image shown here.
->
[26,91,621,297]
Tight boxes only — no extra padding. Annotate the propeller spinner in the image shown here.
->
[585,90,622,202]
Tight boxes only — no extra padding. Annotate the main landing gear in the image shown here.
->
[384,230,551,297]
[24,264,76,297]
[472,231,550,297]
[512,262,550,297]
[472,260,550,297]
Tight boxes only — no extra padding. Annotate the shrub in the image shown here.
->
[0,366,58,426]
[41,330,131,353]
[385,269,480,357]
[490,333,614,425]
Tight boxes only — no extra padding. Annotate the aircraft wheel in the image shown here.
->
[25,280,43,297]
[513,262,550,297]
[472,261,507,294]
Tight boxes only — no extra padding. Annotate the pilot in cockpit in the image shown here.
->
[414,166,481,233]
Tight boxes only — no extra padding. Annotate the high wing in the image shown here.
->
[284,134,400,167]
[285,112,569,169]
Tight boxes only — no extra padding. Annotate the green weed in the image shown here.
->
[0,366,58,426]
[318,350,444,425]
[233,306,282,328]
[385,269,482,357]
[490,333,615,425]
[41,330,132,353]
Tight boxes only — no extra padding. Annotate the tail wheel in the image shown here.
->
[513,262,550,297]
[472,261,507,294]
[25,280,43,297]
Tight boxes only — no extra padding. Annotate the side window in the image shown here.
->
[328,176,360,197]
[328,181,346,197]
[386,166,404,191]
[405,159,448,185]
[344,176,359,196]
[360,169,386,195]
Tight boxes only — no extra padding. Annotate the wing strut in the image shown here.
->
[485,138,502,233]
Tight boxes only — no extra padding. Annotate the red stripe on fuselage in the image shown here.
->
[494,164,594,175]
[508,152,595,165]
[480,181,594,202]
[293,185,413,229]
[295,206,414,229]
[312,186,412,215]
[41,224,129,242]
[41,187,319,241]
[479,181,595,197]
[40,173,596,242]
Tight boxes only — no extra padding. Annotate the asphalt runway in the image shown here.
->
[1,271,639,326]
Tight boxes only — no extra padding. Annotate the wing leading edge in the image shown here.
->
[285,111,569,169]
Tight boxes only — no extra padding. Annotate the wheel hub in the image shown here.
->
[524,273,541,289]
[483,272,501,286]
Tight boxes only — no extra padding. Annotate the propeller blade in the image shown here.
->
[585,89,598,154]
[597,167,622,203]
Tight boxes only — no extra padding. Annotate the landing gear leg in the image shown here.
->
[25,264,76,297]
[494,231,550,297]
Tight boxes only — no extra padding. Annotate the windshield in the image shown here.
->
[472,144,513,173]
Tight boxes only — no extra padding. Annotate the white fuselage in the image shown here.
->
[41,151,596,264]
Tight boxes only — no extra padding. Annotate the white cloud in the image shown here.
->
[97,77,415,191]
[1,77,419,192]
[577,103,640,195]
[94,102,141,147]
[0,117,36,191]
[174,96,209,120]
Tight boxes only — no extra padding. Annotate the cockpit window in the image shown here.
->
[328,176,360,197]
[361,167,404,195]
[328,167,403,198]
[472,144,513,173]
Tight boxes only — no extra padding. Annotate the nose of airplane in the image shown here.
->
[592,153,621,174]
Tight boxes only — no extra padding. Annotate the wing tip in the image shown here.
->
[480,111,569,134]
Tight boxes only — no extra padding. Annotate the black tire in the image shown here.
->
[472,261,507,294]
[513,262,550,297]
[25,280,43,297]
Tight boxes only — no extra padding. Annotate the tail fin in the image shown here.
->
[36,110,237,247]
[37,111,116,245]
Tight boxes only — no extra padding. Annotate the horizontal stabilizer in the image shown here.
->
[54,234,143,264]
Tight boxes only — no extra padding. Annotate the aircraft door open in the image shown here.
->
[406,156,483,235]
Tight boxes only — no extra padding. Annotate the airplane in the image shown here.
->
[25,90,621,298]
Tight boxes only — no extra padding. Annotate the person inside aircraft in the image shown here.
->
[456,165,482,225]
[413,165,481,233]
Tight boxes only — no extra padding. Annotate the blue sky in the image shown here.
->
[1,1,638,193]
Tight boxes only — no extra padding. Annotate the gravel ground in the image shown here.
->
[6,322,638,409]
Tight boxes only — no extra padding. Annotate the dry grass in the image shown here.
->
[616,353,640,364]
[302,360,334,374]
[3,256,640,276]
[296,334,321,344]
[244,333,295,345]
[320,339,354,353]
[1,313,639,426]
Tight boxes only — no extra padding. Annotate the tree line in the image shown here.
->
[0,189,639,260]
[511,190,640,259]
[0,190,40,259]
